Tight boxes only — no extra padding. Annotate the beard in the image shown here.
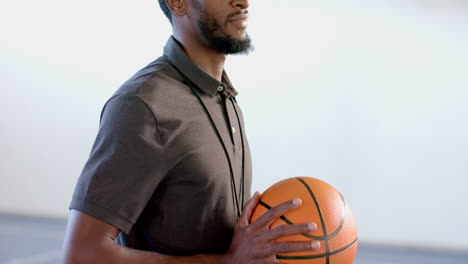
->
[195,5,253,55]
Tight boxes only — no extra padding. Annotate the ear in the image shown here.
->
[165,0,187,17]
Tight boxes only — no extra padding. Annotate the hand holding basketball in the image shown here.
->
[249,177,358,264]
[223,192,321,264]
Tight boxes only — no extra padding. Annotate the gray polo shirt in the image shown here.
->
[69,36,252,255]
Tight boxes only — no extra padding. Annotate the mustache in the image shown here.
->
[227,9,249,21]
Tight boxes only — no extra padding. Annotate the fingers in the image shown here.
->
[252,198,302,229]
[229,194,321,263]
[237,191,262,228]
[273,240,321,254]
[264,223,317,241]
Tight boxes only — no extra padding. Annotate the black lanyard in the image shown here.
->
[165,56,246,219]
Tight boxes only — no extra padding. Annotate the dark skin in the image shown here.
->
[61,0,320,263]
[170,0,247,81]
[63,193,320,263]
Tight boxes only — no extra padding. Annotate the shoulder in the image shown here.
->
[105,56,195,122]
[113,56,184,103]
[96,93,156,140]
[98,56,187,130]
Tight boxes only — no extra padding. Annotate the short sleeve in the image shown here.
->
[69,93,166,234]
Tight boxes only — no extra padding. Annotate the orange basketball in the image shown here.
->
[250,177,358,264]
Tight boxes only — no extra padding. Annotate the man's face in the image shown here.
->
[191,0,253,55]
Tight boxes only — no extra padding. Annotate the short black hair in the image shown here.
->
[158,0,172,23]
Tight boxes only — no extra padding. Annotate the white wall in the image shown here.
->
[1,0,467,250]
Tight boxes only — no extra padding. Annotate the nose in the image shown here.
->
[231,0,249,10]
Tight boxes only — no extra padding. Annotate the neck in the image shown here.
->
[173,32,226,82]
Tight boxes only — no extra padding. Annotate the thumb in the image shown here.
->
[237,191,261,228]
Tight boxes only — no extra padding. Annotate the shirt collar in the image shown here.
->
[163,36,238,98]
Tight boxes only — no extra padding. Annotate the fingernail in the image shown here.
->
[307,223,316,231]
[311,241,321,250]
[293,198,301,206]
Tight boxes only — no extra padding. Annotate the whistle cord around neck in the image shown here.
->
[229,97,246,209]
[166,57,243,219]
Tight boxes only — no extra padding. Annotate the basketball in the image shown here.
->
[249,177,358,264]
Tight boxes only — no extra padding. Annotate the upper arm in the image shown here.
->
[69,94,167,234]
[62,210,120,263]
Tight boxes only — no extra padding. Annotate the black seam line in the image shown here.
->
[276,237,358,260]
[258,201,293,226]
[295,177,330,264]
[325,193,346,239]
[258,199,345,241]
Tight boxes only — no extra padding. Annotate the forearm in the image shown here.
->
[162,253,226,264]
[64,242,225,264]
[114,245,225,264]
[62,211,228,264]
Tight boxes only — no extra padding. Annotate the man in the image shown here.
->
[62,0,320,263]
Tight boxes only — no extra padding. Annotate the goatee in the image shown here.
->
[197,10,253,55]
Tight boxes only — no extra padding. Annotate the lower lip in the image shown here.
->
[229,19,248,28]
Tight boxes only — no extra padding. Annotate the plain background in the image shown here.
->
[1,0,467,252]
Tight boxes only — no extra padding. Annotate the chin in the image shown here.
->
[232,31,248,41]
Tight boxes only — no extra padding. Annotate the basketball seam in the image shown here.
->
[295,177,330,264]
[257,200,345,241]
[276,237,358,260]
[255,178,358,262]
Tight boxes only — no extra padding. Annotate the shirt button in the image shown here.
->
[217,85,224,92]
